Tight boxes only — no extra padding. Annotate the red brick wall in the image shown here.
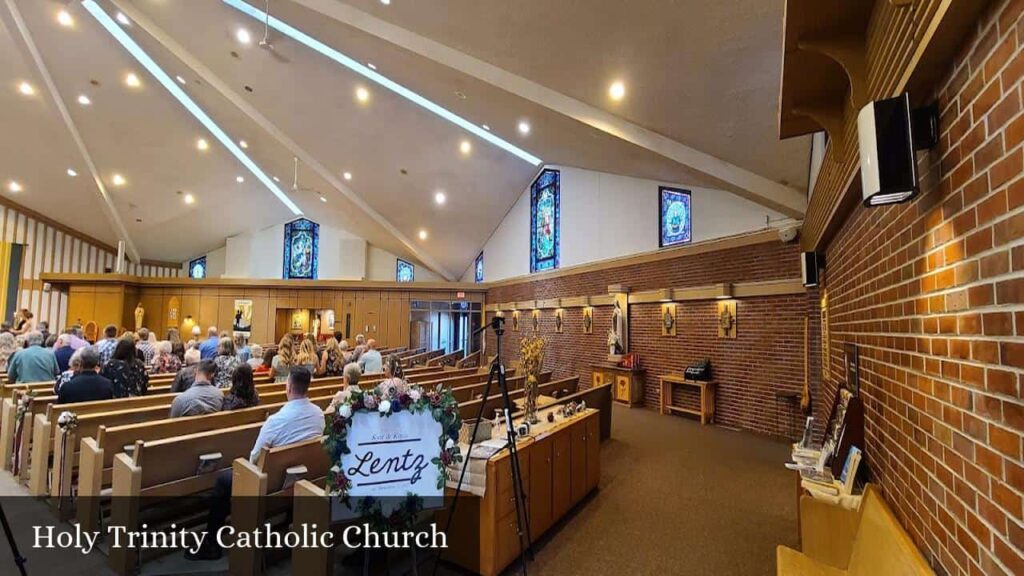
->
[486,239,821,439]
[821,1,1024,573]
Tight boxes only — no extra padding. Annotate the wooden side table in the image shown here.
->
[660,375,715,424]
[591,364,645,407]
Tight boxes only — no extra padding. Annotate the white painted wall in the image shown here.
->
[466,165,787,282]
[204,245,227,279]
[366,245,444,282]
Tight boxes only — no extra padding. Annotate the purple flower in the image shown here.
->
[363,394,378,410]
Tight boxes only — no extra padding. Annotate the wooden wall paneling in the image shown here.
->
[179,289,201,337]
[217,293,237,337]
[399,297,410,349]
[386,294,405,349]
[93,285,125,330]
[246,290,272,346]
[198,291,220,333]
[138,290,164,337]
[377,293,392,347]
[66,285,95,329]
[162,290,183,339]
[341,292,356,341]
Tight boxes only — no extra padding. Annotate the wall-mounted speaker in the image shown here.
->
[801,252,821,287]
[858,92,936,206]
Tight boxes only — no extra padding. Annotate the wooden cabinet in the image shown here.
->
[552,427,572,519]
[529,435,553,537]
[440,411,599,576]
[592,364,645,407]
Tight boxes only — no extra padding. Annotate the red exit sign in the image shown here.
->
[456,292,465,299]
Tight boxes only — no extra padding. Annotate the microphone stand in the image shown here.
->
[433,316,532,576]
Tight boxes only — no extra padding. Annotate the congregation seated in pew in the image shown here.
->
[7,331,60,384]
[100,338,149,398]
[171,346,202,392]
[56,347,113,404]
[224,363,260,411]
[151,340,181,374]
[213,337,243,389]
[271,335,295,383]
[357,338,382,373]
[186,365,324,561]
[170,360,223,417]
[198,326,220,360]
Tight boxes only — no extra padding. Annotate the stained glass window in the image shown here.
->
[530,168,560,273]
[188,256,207,279]
[659,187,692,247]
[282,218,319,279]
[474,252,484,283]
[396,259,414,282]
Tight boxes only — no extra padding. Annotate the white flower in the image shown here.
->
[379,400,391,414]
[409,389,421,402]
[57,411,74,425]
[445,438,455,450]
[339,404,352,419]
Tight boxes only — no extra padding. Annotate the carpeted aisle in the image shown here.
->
[520,405,798,576]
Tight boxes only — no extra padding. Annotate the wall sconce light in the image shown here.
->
[657,288,673,302]
[716,283,733,299]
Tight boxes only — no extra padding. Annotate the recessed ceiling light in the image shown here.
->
[381,0,391,5]
[517,121,531,135]
[77,94,91,105]
[609,80,626,101]
[355,86,369,103]
[196,138,209,151]
[434,191,446,205]
[273,176,280,182]
[459,140,472,155]
[124,73,141,88]
[7,181,22,193]
[418,229,428,240]
[112,173,126,186]
[236,176,244,183]
[482,124,490,131]
[367,62,377,70]
[343,171,352,181]
[57,10,74,27]
[239,139,248,148]
[17,81,34,96]
[175,75,186,85]
[319,196,327,203]
[183,193,195,204]
[115,12,130,25]
[66,169,78,177]
[236,28,251,44]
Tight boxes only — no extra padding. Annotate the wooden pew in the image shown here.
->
[401,348,445,368]
[394,347,426,359]
[455,350,481,369]
[457,375,579,422]
[108,422,272,575]
[231,437,330,575]
[426,349,464,367]
[514,383,614,441]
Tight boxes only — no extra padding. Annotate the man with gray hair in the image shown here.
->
[7,330,59,383]
[57,347,113,404]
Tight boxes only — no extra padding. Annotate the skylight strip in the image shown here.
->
[222,0,543,166]
[82,0,303,215]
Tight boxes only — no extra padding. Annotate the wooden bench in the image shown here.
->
[402,348,445,368]
[231,437,330,575]
[776,484,933,575]
[427,349,464,367]
[455,350,482,369]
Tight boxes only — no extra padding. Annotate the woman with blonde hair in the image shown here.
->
[0,332,18,372]
[295,337,319,374]
[270,335,294,383]
[319,338,346,377]
[376,354,408,398]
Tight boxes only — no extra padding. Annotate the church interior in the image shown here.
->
[0,1,1021,575]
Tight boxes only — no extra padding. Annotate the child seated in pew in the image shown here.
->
[169,360,223,417]
[223,364,260,411]
[185,366,324,561]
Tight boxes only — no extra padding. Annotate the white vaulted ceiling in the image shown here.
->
[0,0,809,279]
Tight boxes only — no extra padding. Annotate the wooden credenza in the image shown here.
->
[439,410,600,576]
[592,364,645,407]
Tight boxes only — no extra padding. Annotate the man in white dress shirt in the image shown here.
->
[186,366,324,561]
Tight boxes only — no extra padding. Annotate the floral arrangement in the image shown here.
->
[14,391,36,425]
[520,336,546,424]
[322,380,463,528]
[56,411,78,431]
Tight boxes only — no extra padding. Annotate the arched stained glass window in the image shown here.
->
[530,169,560,273]
[283,218,319,280]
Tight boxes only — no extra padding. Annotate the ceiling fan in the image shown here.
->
[257,0,289,63]
[291,157,326,202]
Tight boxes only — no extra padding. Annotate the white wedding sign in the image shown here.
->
[331,410,443,521]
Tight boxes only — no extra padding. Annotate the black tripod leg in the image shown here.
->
[498,366,533,575]
[432,361,499,576]
[0,503,28,576]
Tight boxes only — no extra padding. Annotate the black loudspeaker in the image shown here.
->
[802,252,820,287]
[857,92,938,206]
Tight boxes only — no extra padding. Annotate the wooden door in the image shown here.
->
[585,415,600,492]
[615,375,630,403]
[529,435,553,539]
[570,421,587,504]
[552,429,571,518]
